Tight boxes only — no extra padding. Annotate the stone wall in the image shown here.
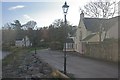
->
[83,41,118,62]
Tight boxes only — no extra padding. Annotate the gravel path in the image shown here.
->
[2,51,54,79]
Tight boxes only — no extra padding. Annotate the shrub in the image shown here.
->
[50,41,63,50]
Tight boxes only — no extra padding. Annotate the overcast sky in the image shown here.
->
[1,0,120,28]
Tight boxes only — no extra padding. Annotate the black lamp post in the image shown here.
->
[34,28,37,54]
[62,1,69,75]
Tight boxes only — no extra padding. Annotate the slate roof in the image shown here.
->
[83,16,119,32]
[82,34,96,41]
[66,38,74,43]
[16,35,26,40]
[16,37,23,40]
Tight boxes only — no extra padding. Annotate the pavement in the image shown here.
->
[36,49,118,78]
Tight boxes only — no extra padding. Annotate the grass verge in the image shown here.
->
[27,47,47,52]
[2,47,28,66]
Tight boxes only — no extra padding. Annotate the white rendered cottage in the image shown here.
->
[15,36,32,47]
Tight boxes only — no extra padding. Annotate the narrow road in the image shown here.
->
[36,49,118,78]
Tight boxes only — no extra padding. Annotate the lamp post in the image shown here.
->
[62,1,69,75]
[34,28,37,54]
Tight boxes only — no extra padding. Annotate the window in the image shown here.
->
[66,43,73,49]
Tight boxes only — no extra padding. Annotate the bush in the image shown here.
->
[2,46,10,51]
[50,41,63,50]
[35,41,49,48]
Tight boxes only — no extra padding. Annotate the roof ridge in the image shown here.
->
[84,17,108,20]
[84,16,119,20]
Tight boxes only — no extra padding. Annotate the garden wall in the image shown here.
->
[84,41,118,62]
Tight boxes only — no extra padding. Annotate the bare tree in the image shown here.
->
[53,19,64,27]
[80,0,118,42]
[22,21,37,30]
[2,23,13,30]
[11,20,22,30]
[81,0,117,18]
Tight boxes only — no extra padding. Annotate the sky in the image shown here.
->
[1,0,120,28]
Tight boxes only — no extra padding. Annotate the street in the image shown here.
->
[36,49,118,78]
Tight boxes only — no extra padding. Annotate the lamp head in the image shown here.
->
[62,1,69,15]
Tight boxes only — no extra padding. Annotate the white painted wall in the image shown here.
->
[15,36,31,47]
[15,40,23,47]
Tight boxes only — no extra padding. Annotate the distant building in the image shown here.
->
[64,38,74,51]
[15,36,32,47]
[63,27,76,52]
[15,39,23,47]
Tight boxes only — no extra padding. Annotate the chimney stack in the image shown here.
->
[80,10,84,19]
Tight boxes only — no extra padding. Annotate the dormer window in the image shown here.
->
[80,11,84,19]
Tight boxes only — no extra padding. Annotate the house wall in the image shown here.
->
[79,18,88,40]
[15,36,31,47]
[74,13,88,54]
[23,36,31,47]
[74,27,82,53]
[87,32,105,42]
[15,41,23,47]
[26,40,30,47]
[74,41,82,53]
[106,22,118,39]
[23,40,30,47]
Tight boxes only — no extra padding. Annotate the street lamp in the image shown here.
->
[62,1,69,75]
[34,28,37,54]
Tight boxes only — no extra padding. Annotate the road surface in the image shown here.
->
[36,49,118,78]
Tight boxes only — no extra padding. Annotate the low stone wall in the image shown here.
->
[51,70,69,78]
[84,41,118,62]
